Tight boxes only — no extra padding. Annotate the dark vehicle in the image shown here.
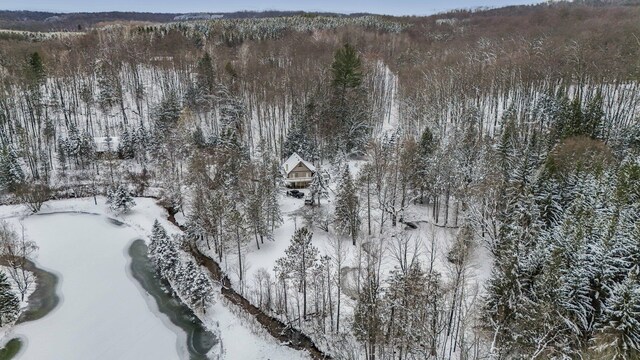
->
[286,190,304,199]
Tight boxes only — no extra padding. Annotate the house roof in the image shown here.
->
[282,153,316,175]
[94,136,119,153]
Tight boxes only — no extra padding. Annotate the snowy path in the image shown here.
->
[11,213,182,360]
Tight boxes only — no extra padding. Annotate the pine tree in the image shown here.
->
[78,131,96,169]
[283,104,316,161]
[0,147,25,193]
[309,167,329,206]
[0,271,19,327]
[283,119,315,161]
[246,176,268,249]
[97,63,120,112]
[217,87,245,137]
[196,52,215,96]
[118,129,135,160]
[265,161,283,232]
[57,137,67,171]
[274,227,319,320]
[148,220,179,279]
[331,43,363,90]
[107,185,136,214]
[148,225,215,313]
[334,166,360,245]
[594,274,640,359]
[183,261,214,313]
[26,52,46,86]
[327,43,370,155]
[153,91,182,135]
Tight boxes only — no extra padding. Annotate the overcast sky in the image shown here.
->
[1,0,543,16]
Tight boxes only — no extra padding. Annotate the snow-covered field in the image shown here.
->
[0,198,309,360]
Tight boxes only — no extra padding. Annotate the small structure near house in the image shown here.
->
[94,136,119,158]
[282,153,316,188]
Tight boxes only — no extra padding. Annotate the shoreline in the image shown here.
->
[128,239,218,360]
[0,258,60,360]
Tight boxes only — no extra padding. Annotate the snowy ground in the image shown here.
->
[0,198,309,360]
[209,298,310,360]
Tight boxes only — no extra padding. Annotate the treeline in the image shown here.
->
[0,10,387,33]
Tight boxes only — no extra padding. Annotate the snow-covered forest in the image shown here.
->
[1,2,640,359]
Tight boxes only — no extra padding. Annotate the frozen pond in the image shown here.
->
[11,213,183,360]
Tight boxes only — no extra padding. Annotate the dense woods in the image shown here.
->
[1,2,640,359]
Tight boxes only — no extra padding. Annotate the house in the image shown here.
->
[94,136,119,158]
[282,153,316,188]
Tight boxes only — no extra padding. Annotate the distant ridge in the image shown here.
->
[0,10,378,32]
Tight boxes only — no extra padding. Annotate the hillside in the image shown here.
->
[0,2,639,359]
[0,10,375,32]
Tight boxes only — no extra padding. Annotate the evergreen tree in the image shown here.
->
[26,51,46,86]
[0,271,19,327]
[107,185,136,214]
[180,259,214,313]
[309,167,329,205]
[148,224,215,312]
[551,93,604,142]
[0,147,25,193]
[327,43,371,155]
[196,52,215,96]
[56,138,67,171]
[331,43,363,90]
[191,126,206,148]
[246,176,269,249]
[153,91,182,135]
[274,227,319,320]
[265,161,283,232]
[118,129,135,160]
[595,274,640,359]
[97,63,120,112]
[217,87,245,137]
[283,117,315,160]
[148,220,179,279]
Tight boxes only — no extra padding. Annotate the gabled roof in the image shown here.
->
[282,153,316,175]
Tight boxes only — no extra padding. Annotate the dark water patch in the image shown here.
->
[0,338,21,360]
[107,218,124,226]
[128,239,217,360]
